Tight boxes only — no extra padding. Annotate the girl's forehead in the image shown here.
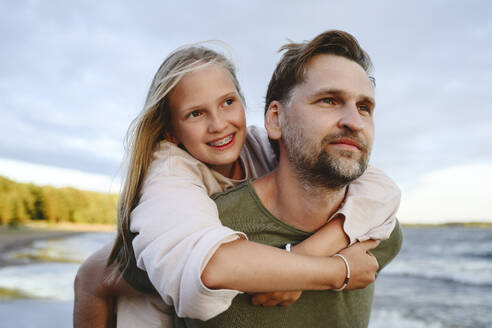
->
[169,65,237,109]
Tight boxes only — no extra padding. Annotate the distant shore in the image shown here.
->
[402,222,492,228]
[0,222,115,267]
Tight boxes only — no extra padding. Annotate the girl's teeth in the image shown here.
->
[210,134,233,147]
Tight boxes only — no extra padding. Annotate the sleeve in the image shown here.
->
[243,125,278,177]
[130,162,247,321]
[339,166,401,245]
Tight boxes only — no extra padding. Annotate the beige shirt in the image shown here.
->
[118,126,400,327]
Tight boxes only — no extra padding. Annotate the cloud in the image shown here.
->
[1,1,492,220]
[0,158,121,193]
[398,162,492,223]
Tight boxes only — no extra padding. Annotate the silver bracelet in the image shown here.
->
[332,254,350,292]
[284,243,292,252]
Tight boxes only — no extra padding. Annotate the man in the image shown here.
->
[175,30,402,327]
[75,30,402,328]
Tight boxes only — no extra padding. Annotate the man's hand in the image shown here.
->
[336,239,379,290]
[250,290,302,307]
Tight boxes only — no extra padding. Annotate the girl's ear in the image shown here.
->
[264,101,283,141]
[164,130,179,144]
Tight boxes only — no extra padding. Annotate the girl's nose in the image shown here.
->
[208,112,228,133]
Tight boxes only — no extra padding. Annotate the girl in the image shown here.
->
[74,45,399,327]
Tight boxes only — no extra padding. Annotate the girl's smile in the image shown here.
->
[207,132,236,149]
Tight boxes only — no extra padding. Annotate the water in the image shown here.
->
[0,227,491,327]
[0,232,115,327]
[371,227,492,328]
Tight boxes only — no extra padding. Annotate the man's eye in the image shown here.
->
[187,110,202,118]
[224,98,234,106]
[320,97,336,105]
[358,105,372,113]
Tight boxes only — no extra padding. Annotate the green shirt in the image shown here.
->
[175,181,403,328]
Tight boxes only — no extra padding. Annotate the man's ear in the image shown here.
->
[264,101,283,141]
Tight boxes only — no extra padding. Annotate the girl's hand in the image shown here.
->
[251,290,302,307]
[336,239,380,290]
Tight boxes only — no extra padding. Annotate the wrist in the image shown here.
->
[290,243,305,255]
[322,256,347,290]
[332,254,350,291]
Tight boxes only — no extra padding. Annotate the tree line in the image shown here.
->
[0,175,118,226]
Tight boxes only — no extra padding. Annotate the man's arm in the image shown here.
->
[371,220,403,273]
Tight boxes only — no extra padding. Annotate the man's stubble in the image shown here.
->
[282,117,371,190]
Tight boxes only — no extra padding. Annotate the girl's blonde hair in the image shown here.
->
[107,45,244,282]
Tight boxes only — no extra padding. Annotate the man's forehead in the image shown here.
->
[299,54,374,99]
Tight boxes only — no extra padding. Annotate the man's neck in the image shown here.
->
[253,158,347,232]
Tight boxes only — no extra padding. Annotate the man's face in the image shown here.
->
[281,54,375,188]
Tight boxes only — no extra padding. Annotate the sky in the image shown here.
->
[1,0,491,223]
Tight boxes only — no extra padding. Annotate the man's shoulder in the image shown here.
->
[211,180,252,203]
[373,220,403,272]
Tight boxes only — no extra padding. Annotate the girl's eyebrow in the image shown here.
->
[181,91,237,113]
[220,91,237,99]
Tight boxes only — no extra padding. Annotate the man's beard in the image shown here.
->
[282,120,371,189]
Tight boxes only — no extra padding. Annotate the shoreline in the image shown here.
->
[0,223,115,268]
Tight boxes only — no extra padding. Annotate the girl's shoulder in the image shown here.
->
[148,141,211,181]
[242,126,278,178]
[145,141,224,195]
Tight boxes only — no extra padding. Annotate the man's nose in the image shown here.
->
[337,104,363,132]
[208,112,228,133]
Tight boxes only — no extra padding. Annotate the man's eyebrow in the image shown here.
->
[359,95,376,107]
[310,88,375,106]
[310,88,346,99]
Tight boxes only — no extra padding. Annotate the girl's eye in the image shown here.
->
[187,110,202,119]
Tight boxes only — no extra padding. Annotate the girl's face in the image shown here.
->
[168,64,246,176]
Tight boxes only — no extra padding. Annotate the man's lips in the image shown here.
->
[329,138,363,150]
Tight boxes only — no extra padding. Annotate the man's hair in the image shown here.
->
[265,30,374,157]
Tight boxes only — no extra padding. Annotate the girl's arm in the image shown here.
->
[73,236,378,326]
[130,162,381,320]
[250,166,400,306]
[131,173,373,319]
[291,166,400,257]
[129,144,398,319]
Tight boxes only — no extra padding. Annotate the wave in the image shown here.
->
[382,256,492,286]
[463,251,492,260]
[370,310,443,328]
[0,262,79,300]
